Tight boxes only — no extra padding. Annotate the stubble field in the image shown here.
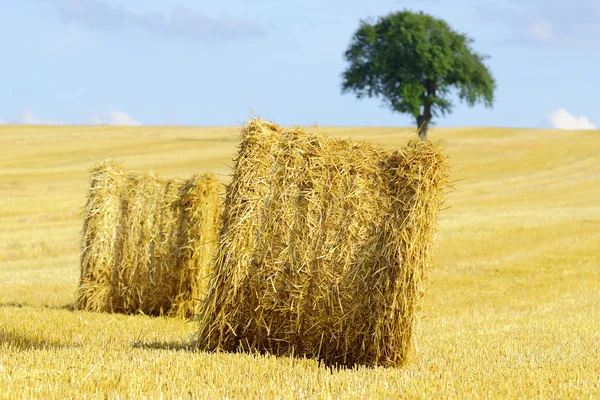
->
[0,124,599,399]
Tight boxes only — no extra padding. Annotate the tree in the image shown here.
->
[341,10,496,140]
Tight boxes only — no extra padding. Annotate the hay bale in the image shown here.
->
[195,118,448,367]
[76,160,222,318]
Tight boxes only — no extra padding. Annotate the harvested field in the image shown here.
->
[1,124,599,398]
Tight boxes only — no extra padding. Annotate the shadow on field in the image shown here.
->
[0,302,27,308]
[0,302,76,311]
[131,338,194,352]
[130,338,354,371]
[59,303,76,311]
[0,328,68,351]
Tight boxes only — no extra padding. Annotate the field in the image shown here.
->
[1,124,599,399]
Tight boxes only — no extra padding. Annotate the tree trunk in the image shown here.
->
[416,115,430,141]
[416,101,432,141]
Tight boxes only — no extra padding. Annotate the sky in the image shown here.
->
[0,0,598,129]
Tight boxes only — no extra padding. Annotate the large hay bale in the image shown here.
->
[195,118,448,368]
[76,160,222,318]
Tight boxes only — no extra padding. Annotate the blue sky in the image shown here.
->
[0,0,598,129]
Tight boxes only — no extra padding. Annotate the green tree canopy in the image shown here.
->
[341,10,496,140]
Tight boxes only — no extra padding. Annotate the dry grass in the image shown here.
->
[76,159,221,318]
[197,119,448,367]
[0,124,599,398]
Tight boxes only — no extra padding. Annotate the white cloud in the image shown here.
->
[477,1,600,47]
[19,110,40,124]
[89,110,141,126]
[528,19,553,42]
[46,0,267,39]
[3,110,64,125]
[544,108,596,130]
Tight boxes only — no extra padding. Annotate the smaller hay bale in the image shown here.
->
[76,160,222,318]
[195,118,448,368]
